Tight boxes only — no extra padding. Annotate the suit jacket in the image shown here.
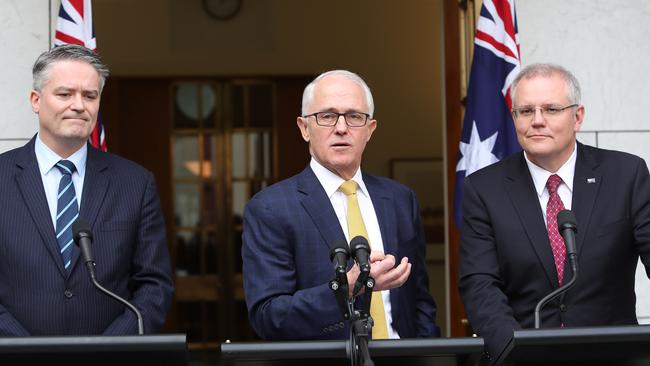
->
[242,166,440,340]
[459,142,650,363]
[0,138,173,336]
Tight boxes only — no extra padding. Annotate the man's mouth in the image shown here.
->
[64,116,88,122]
[331,142,351,148]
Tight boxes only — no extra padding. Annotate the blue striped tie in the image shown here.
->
[55,160,79,272]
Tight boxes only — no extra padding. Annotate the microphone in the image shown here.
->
[350,236,372,297]
[557,210,577,256]
[72,220,95,275]
[534,210,580,328]
[329,240,350,279]
[72,219,145,335]
[329,241,351,320]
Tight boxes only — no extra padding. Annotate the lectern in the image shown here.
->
[221,337,484,366]
[499,325,650,365]
[0,334,187,366]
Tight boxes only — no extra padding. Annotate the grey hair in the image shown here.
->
[32,44,110,93]
[510,63,581,107]
[301,70,375,118]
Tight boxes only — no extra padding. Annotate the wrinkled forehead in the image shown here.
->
[514,73,570,104]
[311,76,368,111]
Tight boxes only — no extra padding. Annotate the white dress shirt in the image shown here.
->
[34,134,87,229]
[310,158,400,339]
[524,143,577,223]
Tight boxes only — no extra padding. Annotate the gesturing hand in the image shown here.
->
[370,251,411,291]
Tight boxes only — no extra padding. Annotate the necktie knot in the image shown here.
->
[339,180,359,196]
[55,160,77,176]
[546,174,562,194]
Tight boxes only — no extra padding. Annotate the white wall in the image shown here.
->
[518,0,650,324]
[0,0,52,151]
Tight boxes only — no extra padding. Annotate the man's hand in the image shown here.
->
[370,251,411,291]
[346,263,360,299]
[345,251,411,299]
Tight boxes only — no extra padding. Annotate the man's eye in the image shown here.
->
[519,108,534,116]
[319,113,337,120]
[545,107,561,115]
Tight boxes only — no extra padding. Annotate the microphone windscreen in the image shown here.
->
[72,218,92,243]
[556,210,577,232]
[349,235,370,252]
[329,240,350,261]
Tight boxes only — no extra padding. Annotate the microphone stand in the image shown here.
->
[331,272,376,366]
[86,262,145,335]
[534,252,579,329]
[348,275,375,366]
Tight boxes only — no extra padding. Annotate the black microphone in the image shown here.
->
[72,220,95,274]
[329,241,352,320]
[350,236,372,296]
[534,209,580,328]
[557,210,577,256]
[329,240,350,278]
[72,219,145,335]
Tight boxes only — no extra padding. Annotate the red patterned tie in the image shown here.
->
[546,174,566,284]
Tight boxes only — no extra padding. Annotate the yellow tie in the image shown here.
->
[339,180,389,339]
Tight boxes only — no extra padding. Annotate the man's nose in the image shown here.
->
[334,114,348,132]
[69,94,85,111]
[531,107,546,126]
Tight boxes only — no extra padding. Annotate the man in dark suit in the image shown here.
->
[0,44,173,336]
[459,63,650,363]
[242,70,439,340]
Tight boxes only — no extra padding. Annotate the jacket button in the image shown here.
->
[559,304,567,312]
[64,289,73,299]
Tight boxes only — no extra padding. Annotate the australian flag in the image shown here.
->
[55,0,107,152]
[453,0,522,225]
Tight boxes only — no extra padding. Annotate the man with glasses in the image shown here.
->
[242,70,440,340]
[459,63,650,363]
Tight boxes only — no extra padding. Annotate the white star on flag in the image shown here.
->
[456,121,500,176]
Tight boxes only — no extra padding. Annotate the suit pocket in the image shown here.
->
[595,217,630,237]
[100,220,136,232]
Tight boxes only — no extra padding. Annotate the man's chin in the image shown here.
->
[59,132,92,145]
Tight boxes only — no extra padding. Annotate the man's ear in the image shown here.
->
[365,119,377,142]
[297,117,310,142]
[573,105,585,132]
[30,90,41,113]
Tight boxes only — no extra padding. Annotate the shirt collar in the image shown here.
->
[524,142,577,197]
[309,158,367,198]
[35,133,88,176]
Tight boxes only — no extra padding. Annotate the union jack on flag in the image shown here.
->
[453,0,521,225]
[55,0,106,151]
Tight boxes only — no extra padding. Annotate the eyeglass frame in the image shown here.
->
[511,104,579,120]
[302,111,371,127]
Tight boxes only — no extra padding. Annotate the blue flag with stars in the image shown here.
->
[453,0,522,226]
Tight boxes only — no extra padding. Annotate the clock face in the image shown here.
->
[203,0,242,20]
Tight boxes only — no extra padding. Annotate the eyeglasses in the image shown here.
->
[302,111,370,127]
[511,104,578,120]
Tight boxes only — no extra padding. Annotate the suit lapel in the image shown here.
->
[70,145,110,273]
[297,167,346,252]
[505,153,560,287]
[363,174,397,255]
[570,143,601,263]
[363,173,400,317]
[15,138,68,278]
